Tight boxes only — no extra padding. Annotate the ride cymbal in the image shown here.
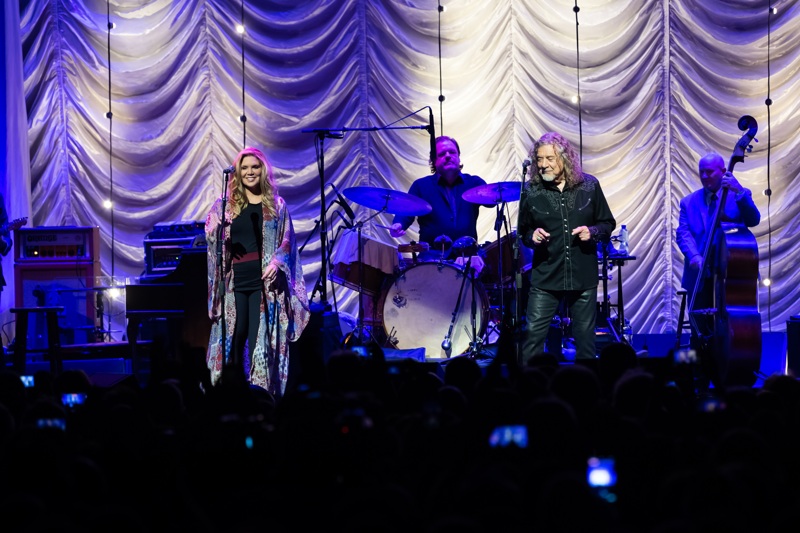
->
[343,186,432,216]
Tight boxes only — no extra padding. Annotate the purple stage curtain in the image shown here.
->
[7,0,800,339]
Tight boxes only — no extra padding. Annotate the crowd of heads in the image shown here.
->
[1,339,799,532]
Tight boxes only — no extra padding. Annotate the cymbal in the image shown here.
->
[451,236,478,256]
[398,242,429,254]
[432,234,453,252]
[461,181,522,204]
[453,236,477,249]
[343,186,432,216]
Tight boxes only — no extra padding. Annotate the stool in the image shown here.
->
[10,306,64,375]
[675,290,691,349]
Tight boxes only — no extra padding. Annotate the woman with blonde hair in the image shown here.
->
[205,147,309,397]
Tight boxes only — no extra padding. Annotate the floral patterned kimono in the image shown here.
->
[205,195,310,396]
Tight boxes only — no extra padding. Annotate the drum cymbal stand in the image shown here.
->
[463,256,492,359]
[441,254,492,360]
[342,208,385,349]
[441,255,471,357]
[492,199,509,326]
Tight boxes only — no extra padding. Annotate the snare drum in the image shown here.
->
[379,262,488,359]
[481,231,533,288]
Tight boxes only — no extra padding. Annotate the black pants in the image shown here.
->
[522,286,597,364]
[231,288,262,371]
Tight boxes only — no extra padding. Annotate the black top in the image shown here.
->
[517,174,616,291]
[231,202,263,291]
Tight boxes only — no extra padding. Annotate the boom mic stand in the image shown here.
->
[511,161,530,355]
[302,117,429,306]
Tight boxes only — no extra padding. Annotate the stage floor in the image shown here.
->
[7,331,789,390]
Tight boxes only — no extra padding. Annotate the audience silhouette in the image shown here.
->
[0,339,797,532]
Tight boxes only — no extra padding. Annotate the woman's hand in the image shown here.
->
[263,263,279,285]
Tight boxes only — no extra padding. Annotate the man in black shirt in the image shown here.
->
[517,132,616,363]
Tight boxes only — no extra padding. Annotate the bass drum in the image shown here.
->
[380,262,488,360]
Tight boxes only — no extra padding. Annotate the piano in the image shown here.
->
[125,247,211,380]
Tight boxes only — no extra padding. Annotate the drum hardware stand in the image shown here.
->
[441,255,492,360]
[441,255,471,356]
[463,258,493,359]
[342,208,387,349]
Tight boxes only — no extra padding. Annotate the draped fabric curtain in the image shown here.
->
[9,0,800,340]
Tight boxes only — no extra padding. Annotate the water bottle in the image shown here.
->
[617,225,629,255]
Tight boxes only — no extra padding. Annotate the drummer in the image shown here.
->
[390,136,488,262]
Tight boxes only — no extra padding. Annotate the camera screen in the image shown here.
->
[587,456,617,487]
[61,393,87,408]
[488,425,528,448]
[351,346,368,358]
[37,418,66,431]
[20,375,34,388]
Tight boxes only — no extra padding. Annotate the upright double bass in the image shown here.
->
[689,115,761,388]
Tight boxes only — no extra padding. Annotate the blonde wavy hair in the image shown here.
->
[228,147,278,220]
[528,131,584,188]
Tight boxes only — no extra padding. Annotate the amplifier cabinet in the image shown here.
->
[14,226,100,263]
[13,226,102,349]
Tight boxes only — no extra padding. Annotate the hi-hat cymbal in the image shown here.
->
[461,181,522,204]
[343,186,432,217]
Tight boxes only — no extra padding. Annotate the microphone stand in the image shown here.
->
[217,168,231,365]
[493,199,507,329]
[303,131,340,310]
[301,122,428,306]
[511,164,529,356]
[298,219,319,255]
[301,110,433,352]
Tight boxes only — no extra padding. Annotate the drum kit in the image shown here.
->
[333,181,530,360]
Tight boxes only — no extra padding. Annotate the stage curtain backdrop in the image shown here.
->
[8,0,800,339]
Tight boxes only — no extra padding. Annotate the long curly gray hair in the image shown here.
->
[528,131,584,188]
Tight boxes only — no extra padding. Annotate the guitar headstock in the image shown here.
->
[6,217,28,232]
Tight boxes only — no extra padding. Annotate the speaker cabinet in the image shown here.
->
[14,261,101,348]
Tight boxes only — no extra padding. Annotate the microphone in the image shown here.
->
[330,183,355,221]
[428,107,436,164]
[522,158,533,178]
[223,165,236,174]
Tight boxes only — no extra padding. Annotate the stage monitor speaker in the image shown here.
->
[14,261,101,349]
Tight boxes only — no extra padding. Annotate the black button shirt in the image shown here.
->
[517,174,616,291]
